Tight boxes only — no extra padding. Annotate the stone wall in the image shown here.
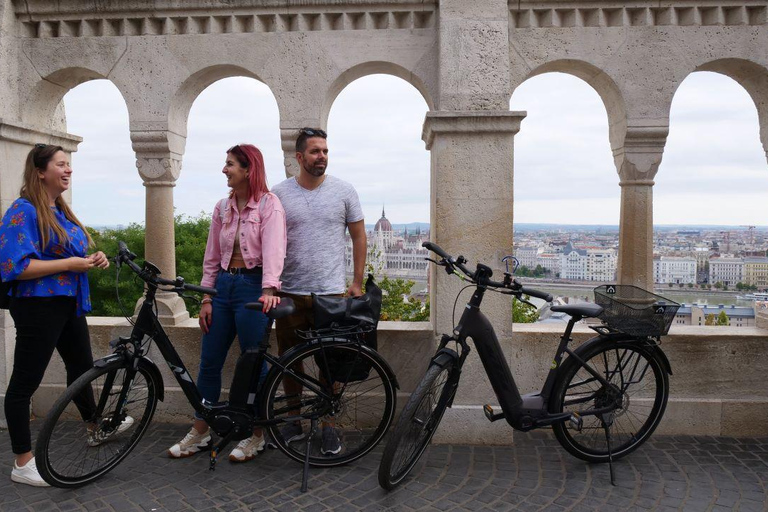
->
[28,320,768,443]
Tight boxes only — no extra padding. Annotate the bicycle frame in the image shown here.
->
[440,265,632,432]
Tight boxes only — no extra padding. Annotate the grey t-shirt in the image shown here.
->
[272,175,364,295]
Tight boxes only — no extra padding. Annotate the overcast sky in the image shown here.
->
[63,71,767,228]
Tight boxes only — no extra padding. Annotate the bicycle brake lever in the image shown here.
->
[515,297,537,309]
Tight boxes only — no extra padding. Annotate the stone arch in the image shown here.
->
[23,67,127,128]
[517,60,628,153]
[692,58,768,162]
[320,61,435,128]
[168,64,271,139]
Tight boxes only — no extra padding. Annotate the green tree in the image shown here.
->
[364,254,429,322]
[512,297,539,323]
[704,313,716,326]
[716,310,729,326]
[687,283,693,288]
[714,281,723,289]
[376,276,429,321]
[88,214,211,317]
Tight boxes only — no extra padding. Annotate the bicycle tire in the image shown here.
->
[550,339,668,463]
[262,340,396,467]
[36,358,160,488]
[378,354,457,490]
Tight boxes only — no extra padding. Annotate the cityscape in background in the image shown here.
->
[346,209,768,327]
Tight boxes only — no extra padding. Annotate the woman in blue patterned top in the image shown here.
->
[0,144,120,487]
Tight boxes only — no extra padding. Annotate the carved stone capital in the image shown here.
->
[131,129,184,183]
[613,123,669,183]
[422,110,526,150]
[135,157,181,183]
[0,118,82,151]
[280,128,304,178]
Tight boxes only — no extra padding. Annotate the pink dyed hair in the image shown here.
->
[227,144,269,201]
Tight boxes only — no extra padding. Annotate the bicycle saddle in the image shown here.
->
[245,297,296,319]
[550,303,604,319]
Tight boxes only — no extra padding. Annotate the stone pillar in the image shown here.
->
[0,119,82,427]
[423,112,525,339]
[613,121,669,290]
[132,129,189,325]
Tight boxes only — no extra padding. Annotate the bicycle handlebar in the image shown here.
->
[421,241,553,302]
[115,242,218,297]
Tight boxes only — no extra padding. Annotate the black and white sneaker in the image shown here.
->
[321,426,342,456]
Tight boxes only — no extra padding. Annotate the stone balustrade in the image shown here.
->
[30,320,768,443]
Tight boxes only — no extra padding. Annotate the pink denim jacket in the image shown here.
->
[201,192,287,291]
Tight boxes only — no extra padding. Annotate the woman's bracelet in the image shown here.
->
[201,297,213,305]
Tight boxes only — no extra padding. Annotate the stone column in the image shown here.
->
[0,119,82,427]
[613,122,669,290]
[132,129,189,325]
[423,112,525,339]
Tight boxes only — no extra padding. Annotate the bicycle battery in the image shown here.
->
[229,349,262,407]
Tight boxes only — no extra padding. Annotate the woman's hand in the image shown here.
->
[259,287,280,313]
[67,257,94,273]
[199,301,213,334]
[87,251,110,269]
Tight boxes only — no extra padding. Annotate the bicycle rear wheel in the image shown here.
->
[36,358,160,488]
[378,353,457,490]
[262,340,396,467]
[550,339,668,463]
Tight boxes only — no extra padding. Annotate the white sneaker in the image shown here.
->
[228,434,265,462]
[11,457,50,487]
[88,416,135,447]
[167,427,212,458]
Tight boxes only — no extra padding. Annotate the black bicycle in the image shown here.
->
[378,242,673,490]
[35,242,397,490]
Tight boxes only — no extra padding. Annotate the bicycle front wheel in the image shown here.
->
[262,340,396,467]
[550,339,669,463]
[378,353,457,490]
[36,358,160,488]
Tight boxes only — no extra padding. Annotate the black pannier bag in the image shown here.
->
[312,274,382,383]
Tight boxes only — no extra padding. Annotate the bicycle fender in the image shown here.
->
[571,335,673,376]
[92,355,165,402]
[94,354,124,368]
[431,348,459,369]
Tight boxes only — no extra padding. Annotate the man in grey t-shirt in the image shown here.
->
[271,127,367,455]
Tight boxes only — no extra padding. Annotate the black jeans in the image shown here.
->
[5,296,96,454]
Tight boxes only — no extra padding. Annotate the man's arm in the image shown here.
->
[347,219,367,296]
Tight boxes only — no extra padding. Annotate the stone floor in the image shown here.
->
[1,423,768,511]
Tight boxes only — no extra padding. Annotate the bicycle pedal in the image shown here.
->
[569,413,583,432]
[483,404,505,422]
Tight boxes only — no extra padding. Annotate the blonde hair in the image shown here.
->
[20,145,93,250]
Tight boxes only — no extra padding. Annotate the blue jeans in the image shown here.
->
[195,270,268,419]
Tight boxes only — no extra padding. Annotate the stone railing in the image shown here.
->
[31,320,768,443]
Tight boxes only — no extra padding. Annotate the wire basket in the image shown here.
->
[593,285,680,337]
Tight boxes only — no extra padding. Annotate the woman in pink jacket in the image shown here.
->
[167,144,286,462]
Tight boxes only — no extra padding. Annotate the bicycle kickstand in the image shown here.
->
[301,416,319,493]
[601,416,616,486]
[209,431,235,472]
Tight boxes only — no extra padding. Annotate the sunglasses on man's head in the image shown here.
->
[34,143,48,149]
[299,128,327,138]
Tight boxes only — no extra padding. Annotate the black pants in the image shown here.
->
[5,296,96,454]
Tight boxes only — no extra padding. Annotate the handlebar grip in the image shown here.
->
[184,283,218,296]
[422,241,451,261]
[520,287,553,302]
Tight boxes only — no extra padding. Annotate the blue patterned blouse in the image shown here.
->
[0,198,91,316]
